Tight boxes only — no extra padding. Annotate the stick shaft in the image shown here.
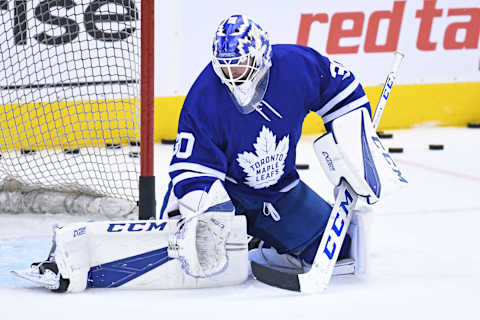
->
[299,181,358,292]
[372,51,404,130]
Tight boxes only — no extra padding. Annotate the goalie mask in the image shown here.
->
[212,15,272,108]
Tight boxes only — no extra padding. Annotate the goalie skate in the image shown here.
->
[11,262,69,292]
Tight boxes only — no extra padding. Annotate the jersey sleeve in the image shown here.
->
[168,103,227,199]
[305,49,372,128]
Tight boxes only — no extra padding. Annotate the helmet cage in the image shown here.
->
[212,53,261,91]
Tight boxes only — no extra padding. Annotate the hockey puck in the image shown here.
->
[64,148,80,155]
[295,164,309,170]
[161,139,176,145]
[129,151,139,158]
[388,147,403,153]
[377,131,393,139]
[129,140,140,146]
[429,144,444,150]
[21,148,36,155]
[105,143,121,149]
[467,122,480,128]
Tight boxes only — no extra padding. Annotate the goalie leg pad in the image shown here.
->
[15,217,248,292]
[86,217,248,290]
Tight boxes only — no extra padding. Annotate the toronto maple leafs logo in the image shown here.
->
[237,126,289,189]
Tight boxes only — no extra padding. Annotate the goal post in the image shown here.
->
[0,0,156,219]
[139,0,155,220]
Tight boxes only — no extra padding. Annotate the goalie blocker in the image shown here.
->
[314,107,407,204]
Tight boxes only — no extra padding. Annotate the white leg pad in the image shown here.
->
[52,216,248,291]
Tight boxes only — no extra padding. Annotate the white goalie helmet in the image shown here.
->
[212,14,272,107]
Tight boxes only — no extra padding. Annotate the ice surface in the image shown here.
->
[0,127,479,320]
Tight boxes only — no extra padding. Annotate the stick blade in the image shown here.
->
[251,261,301,292]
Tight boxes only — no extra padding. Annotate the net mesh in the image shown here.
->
[0,0,141,206]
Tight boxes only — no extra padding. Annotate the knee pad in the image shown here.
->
[301,211,367,276]
[249,241,308,274]
[348,212,367,274]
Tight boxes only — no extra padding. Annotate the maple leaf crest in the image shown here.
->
[237,126,289,189]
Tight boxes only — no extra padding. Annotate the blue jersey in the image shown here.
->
[169,44,371,202]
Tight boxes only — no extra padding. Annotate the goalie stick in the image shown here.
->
[251,51,405,292]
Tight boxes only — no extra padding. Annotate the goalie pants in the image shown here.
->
[228,180,350,264]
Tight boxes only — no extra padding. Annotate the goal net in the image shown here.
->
[0,0,153,217]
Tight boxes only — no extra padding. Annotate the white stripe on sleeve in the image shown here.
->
[321,95,370,123]
[171,171,220,187]
[169,162,226,180]
[315,78,360,117]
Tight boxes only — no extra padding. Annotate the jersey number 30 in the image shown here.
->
[173,132,195,159]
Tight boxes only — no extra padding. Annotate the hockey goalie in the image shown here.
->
[13,14,407,292]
